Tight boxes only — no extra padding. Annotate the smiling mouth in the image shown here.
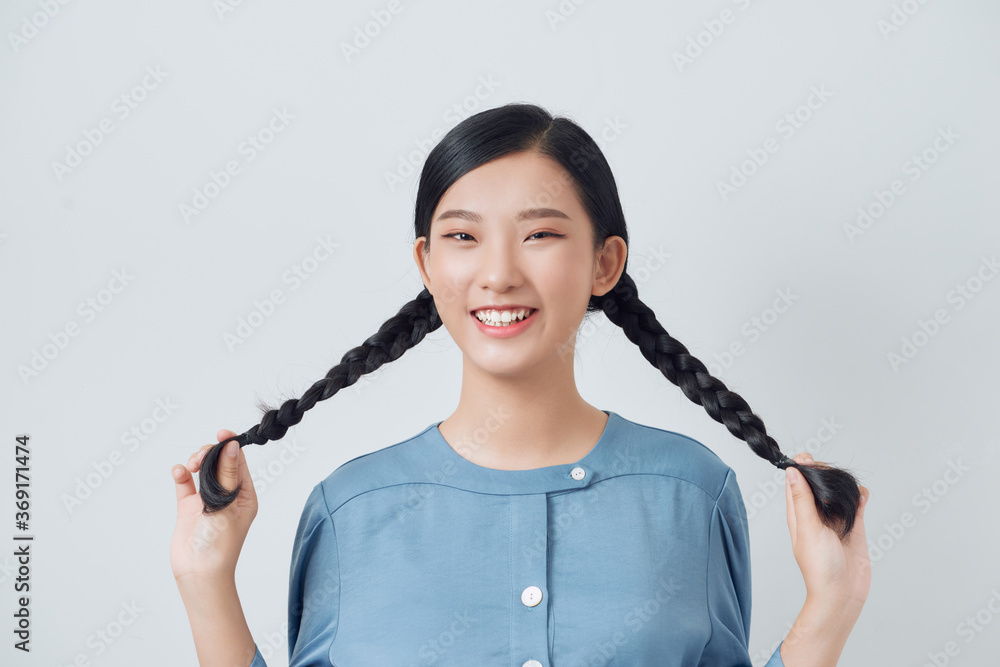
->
[471,308,537,326]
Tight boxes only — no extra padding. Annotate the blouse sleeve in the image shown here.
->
[286,482,342,666]
[244,483,338,667]
[249,643,267,666]
[698,468,785,667]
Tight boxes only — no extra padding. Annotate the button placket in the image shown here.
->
[509,494,550,667]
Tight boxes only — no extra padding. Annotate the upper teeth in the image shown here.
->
[475,308,533,325]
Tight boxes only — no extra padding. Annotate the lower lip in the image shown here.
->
[471,310,537,338]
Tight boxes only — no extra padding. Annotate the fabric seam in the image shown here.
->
[318,482,341,648]
[326,470,725,517]
[696,467,734,664]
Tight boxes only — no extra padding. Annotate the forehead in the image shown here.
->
[432,152,583,220]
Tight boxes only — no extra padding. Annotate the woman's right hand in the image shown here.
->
[170,430,259,585]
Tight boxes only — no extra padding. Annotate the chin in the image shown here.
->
[466,352,539,377]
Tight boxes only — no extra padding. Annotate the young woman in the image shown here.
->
[170,103,871,666]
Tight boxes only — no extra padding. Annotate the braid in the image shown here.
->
[597,271,861,540]
[199,288,442,513]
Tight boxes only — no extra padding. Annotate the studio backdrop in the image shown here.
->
[1,1,998,665]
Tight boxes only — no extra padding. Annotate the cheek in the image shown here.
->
[537,252,594,306]
[429,255,476,313]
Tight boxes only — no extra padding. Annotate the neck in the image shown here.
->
[437,350,608,470]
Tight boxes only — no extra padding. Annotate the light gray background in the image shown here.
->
[2,1,998,665]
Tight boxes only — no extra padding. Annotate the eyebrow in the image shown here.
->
[434,207,572,224]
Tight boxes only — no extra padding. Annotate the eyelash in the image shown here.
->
[442,232,564,242]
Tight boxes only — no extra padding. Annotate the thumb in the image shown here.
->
[216,439,242,493]
[785,465,821,540]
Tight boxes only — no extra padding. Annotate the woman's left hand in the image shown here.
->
[785,452,871,611]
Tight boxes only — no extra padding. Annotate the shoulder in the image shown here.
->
[608,412,737,503]
[307,412,741,514]
[313,422,440,515]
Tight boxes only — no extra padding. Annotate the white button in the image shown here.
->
[570,466,586,481]
[523,661,543,667]
[521,585,543,607]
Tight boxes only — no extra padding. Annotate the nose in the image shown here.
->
[476,237,524,293]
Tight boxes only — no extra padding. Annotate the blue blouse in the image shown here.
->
[248,409,785,666]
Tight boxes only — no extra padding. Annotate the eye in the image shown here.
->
[441,231,565,243]
[442,232,475,242]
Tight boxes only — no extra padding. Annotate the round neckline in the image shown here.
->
[425,409,623,495]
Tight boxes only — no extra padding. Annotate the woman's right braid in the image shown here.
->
[198,288,442,513]
[598,271,861,540]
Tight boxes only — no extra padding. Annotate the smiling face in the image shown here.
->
[413,150,626,378]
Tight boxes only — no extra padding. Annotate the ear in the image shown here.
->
[413,236,432,292]
[591,236,628,298]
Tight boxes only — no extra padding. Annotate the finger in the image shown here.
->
[795,451,837,472]
[172,464,197,502]
[785,465,796,542]
[186,444,215,473]
[784,453,811,541]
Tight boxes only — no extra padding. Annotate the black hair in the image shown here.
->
[199,102,861,540]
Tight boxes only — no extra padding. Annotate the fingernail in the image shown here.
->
[226,440,238,458]
[172,466,183,479]
[787,467,800,485]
